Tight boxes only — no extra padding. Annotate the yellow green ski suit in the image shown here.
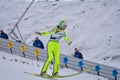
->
[40,27,71,75]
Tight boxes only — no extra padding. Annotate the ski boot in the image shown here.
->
[52,72,59,78]
[40,71,51,78]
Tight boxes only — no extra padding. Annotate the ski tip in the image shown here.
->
[24,72,34,75]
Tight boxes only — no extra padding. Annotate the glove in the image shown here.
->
[35,32,41,35]
[68,41,72,45]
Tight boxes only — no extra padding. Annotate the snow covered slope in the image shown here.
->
[0,51,107,80]
[0,0,120,68]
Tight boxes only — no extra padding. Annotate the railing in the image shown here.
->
[0,38,120,80]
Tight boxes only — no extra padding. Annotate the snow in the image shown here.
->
[0,0,120,80]
[0,51,107,80]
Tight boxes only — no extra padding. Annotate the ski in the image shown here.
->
[24,72,57,80]
[24,66,94,79]
[24,72,51,79]
[53,65,94,78]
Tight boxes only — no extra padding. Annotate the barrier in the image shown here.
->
[0,38,120,80]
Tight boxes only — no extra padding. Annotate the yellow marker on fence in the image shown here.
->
[34,49,40,56]
[20,45,26,57]
[7,41,13,53]
[20,45,26,52]
[8,41,13,49]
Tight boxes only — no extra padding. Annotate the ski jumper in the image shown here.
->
[40,27,71,75]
